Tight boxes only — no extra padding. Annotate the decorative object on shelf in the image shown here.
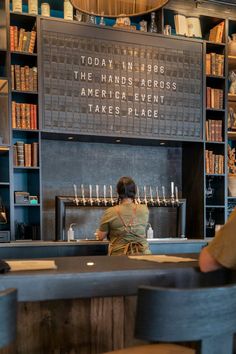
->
[0,197,7,224]
[228,145,236,175]
[206,210,215,230]
[228,34,236,56]
[28,0,38,15]
[41,2,50,17]
[99,12,106,26]
[148,11,158,33]
[228,107,236,130]
[12,0,22,13]
[139,19,147,32]
[113,16,136,30]
[205,178,214,199]
[69,0,169,17]
[163,24,171,35]
[64,0,74,21]
[74,9,83,21]
[229,70,236,94]
[174,14,202,38]
[88,12,96,24]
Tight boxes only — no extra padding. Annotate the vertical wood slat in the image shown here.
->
[0,296,137,354]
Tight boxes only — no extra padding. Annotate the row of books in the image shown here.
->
[13,141,39,167]
[206,87,224,110]
[205,150,224,174]
[12,102,38,130]
[205,119,223,142]
[209,21,225,43]
[11,65,38,92]
[205,53,224,77]
[10,26,36,53]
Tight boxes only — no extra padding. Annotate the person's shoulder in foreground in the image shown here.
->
[199,207,236,272]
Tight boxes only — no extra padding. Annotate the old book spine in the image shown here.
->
[15,103,21,128]
[25,104,31,129]
[18,28,25,51]
[20,103,26,129]
[12,101,16,129]
[16,141,25,166]
[28,30,36,53]
[25,66,30,91]
[32,142,39,167]
[10,26,15,51]
[20,66,26,91]
[11,65,15,90]
[205,54,211,75]
[15,65,21,90]
[33,67,38,91]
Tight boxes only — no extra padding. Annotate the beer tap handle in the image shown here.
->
[175,186,179,205]
[81,184,86,205]
[110,185,114,205]
[171,181,175,206]
[156,186,161,206]
[89,184,93,205]
[143,185,147,205]
[103,185,107,206]
[162,186,167,206]
[96,184,100,205]
[136,186,141,204]
[150,186,154,204]
[73,184,79,206]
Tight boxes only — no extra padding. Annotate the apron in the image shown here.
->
[108,205,151,256]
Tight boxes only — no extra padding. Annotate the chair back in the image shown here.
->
[0,288,17,349]
[135,284,236,354]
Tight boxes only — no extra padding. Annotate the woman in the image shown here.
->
[97,176,151,256]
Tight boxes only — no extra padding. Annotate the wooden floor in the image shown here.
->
[1,296,142,354]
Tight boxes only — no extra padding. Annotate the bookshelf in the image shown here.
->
[9,10,41,240]
[227,19,236,217]
[2,0,236,241]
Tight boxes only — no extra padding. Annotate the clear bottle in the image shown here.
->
[148,12,158,33]
[28,0,38,15]
[64,0,73,21]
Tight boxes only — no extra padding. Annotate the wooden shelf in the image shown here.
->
[11,51,37,57]
[14,203,40,207]
[0,182,10,186]
[205,205,225,208]
[228,131,236,140]
[228,56,236,70]
[228,94,236,102]
[12,90,38,95]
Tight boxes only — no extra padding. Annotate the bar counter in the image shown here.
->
[0,255,234,354]
[0,238,207,259]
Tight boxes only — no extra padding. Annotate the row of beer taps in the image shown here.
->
[73,182,180,207]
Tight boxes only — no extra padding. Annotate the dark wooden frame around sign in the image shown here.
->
[39,18,203,142]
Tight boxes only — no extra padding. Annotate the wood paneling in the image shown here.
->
[0,296,140,354]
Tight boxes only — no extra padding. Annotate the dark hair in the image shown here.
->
[116,176,136,202]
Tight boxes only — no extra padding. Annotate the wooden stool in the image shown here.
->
[104,283,236,354]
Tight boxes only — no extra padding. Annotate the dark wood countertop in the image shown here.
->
[0,254,233,303]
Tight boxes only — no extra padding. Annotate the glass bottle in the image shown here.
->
[148,12,158,33]
[99,12,105,26]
